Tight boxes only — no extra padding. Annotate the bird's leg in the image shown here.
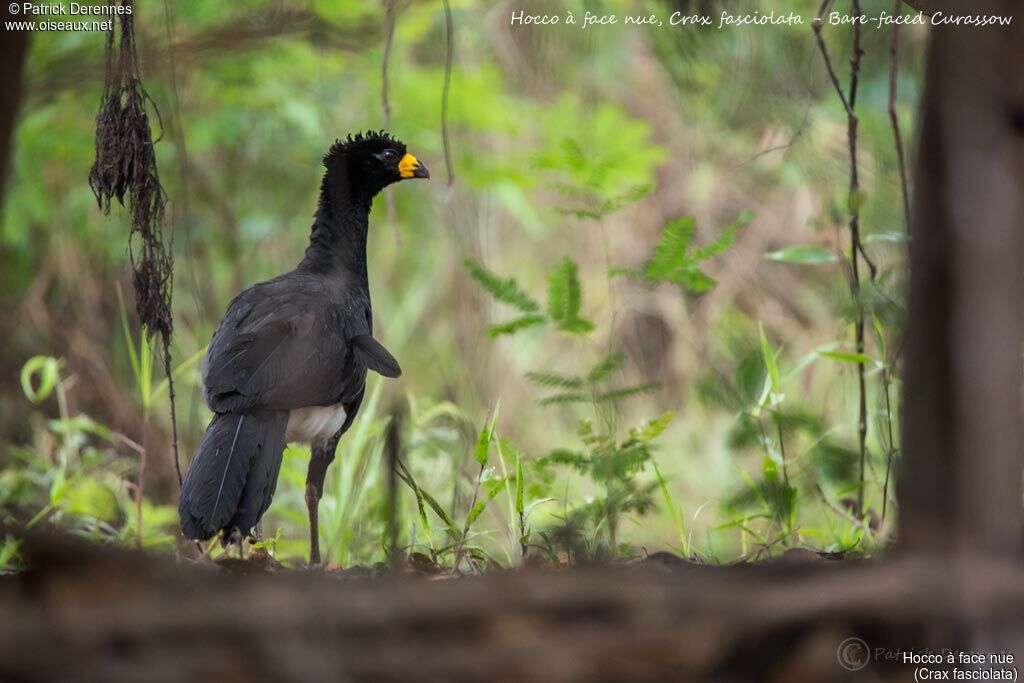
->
[305,433,340,565]
[304,477,322,565]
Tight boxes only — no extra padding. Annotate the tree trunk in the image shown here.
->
[899,0,1024,555]
[0,12,28,209]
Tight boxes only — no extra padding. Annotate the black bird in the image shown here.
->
[179,131,428,563]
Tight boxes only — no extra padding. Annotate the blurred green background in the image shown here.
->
[0,0,925,567]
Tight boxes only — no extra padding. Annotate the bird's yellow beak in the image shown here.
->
[399,153,429,179]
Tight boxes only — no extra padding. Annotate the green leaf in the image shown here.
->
[674,268,717,292]
[465,477,508,528]
[525,371,585,390]
[395,460,432,535]
[537,392,591,406]
[419,487,461,541]
[631,411,675,444]
[809,439,860,484]
[547,257,593,334]
[595,382,660,402]
[543,449,591,472]
[523,497,557,520]
[463,259,540,313]
[817,349,872,364]
[488,315,546,338]
[764,247,838,265]
[864,231,906,244]
[21,356,60,404]
[623,184,654,202]
[693,210,752,262]
[586,353,624,384]
[65,477,120,523]
[475,402,500,466]
[561,137,585,171]
[759,325,780,394]
[652,460,687,554]
[645,217,696,280]
[514,450,524,516]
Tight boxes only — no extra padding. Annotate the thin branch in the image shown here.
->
[880,373,897,527]
[381,0,400,245]
[888,0,913,236]
[813,0,869,518]
[848,0,868,520]
[810,0,852,117]
[879,0,911,529]
[440,0,455,187]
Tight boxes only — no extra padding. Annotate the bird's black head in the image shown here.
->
[323,131,429,201]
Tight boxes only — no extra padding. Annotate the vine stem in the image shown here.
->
[381,0,400,244]
[440,0,455,187]
[813,0,868,518]
[880,0,910,528]
[888,0,912,237]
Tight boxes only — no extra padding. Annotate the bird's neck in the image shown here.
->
[300,168,373,281]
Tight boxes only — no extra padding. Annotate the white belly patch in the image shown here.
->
[286,403,348,443]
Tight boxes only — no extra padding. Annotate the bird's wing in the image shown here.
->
[202,279,363,414]
[351,335,402,378]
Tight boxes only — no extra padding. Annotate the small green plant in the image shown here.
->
[538,411,675,558]
[462,208,748,559]
[3,356,179,551]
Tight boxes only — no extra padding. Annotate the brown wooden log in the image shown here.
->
[1,536,1023,683]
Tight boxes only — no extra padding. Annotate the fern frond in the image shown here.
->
[537,392,592,406]
[526,371,585,390]
[644,217,696,280]
[547,257,594,334]
[488,315,546,338]
[693,210,752,262]
[595,381,661,402]
[463,259,540,313]
[587,353,624,384]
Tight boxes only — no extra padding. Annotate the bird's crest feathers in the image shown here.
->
[324,130,404,163]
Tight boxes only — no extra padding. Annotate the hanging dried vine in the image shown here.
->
[87,0,182,491]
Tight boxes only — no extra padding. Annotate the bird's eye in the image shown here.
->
[382,149,399,163]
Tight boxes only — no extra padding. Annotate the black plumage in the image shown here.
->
[178,131,428,560]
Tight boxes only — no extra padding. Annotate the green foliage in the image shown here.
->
[461,255,598,337]
[547,257,594,334]
[462,259,540,314]
[536,413,675,557]
[3,357,179,550]
[475,402,499,467]
[20,356,60,404]
[616,211,752,293]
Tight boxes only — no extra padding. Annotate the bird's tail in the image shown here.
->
[179,410,288,541]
